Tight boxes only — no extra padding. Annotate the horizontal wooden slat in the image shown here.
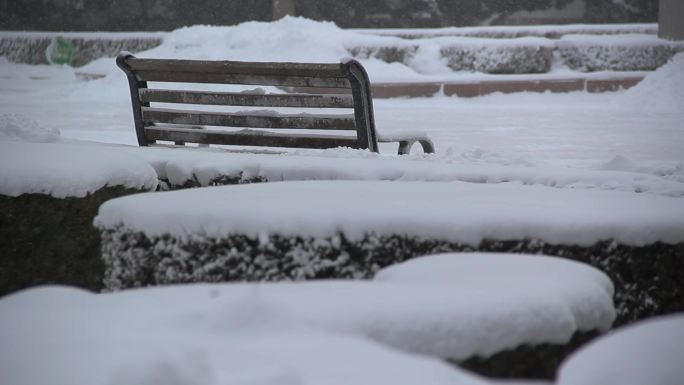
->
[127,58,347,78]
[135,71,351,88]
[145,126,360,149]
[140,89,354,108]
[141,107,356,130]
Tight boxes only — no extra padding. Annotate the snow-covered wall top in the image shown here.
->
[94,180,684,246]
[3,111,683,200]
[127,145,684,197]
[358,23,658,39]
[0,140,158,198]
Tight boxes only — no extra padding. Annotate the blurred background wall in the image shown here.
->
[0,0,658,31]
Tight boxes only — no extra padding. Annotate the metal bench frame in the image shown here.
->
[116,52,434,155]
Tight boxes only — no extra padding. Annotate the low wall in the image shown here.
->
[0,34,162,66]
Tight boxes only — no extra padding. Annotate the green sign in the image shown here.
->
[46,36,75,66]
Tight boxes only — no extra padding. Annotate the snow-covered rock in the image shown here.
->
[557,313,684,385]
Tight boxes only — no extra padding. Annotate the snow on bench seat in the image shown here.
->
[0,253,614,383]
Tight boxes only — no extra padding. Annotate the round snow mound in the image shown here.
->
[558,313,684,385]
[617,52,684,112]
[375,252,616,348]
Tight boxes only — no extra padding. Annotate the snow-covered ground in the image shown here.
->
[1,18,683,385]
[1,49,683,195]
[0,253,614,385]
[1,18,682,175]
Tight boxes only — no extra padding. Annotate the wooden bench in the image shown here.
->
[116,52,434,155]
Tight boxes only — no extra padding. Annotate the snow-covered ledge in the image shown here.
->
[0,137,158,295]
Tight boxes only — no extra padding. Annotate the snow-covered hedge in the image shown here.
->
[0,186,145,296]
[557,34,684,72]
[0,135,158,296]
[348,37,555,74]
[440,42,553,74]
[360,23,658,40]
[347,44,418,64]
[98,228,683,327]
[0,34,161,67]
[2,22,676,74]
[95,181,684,326]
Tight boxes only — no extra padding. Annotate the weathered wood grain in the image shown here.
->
[140,89,354,108]
[144,126,360,149]
[141,107,356,130]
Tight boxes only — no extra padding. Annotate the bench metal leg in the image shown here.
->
[397,138,435,155]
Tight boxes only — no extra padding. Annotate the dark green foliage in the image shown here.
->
[158,173,267,191]
[0,187,143,297]
[100,228,682,379]
[456,330,598,379]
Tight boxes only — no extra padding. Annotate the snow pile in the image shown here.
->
[617,52,684,112]
[374,253,615,358]
[558,313,684,385]
[95,180,684,246]
[0,287,480,385]
[0,141,158,198]
[0,252,615,384]
[0,113,60,142]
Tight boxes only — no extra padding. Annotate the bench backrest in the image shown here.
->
[116,52,379,152]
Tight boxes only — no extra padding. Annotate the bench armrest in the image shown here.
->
[378,136,435,155]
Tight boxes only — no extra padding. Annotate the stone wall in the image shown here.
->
[0,0,658,31]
